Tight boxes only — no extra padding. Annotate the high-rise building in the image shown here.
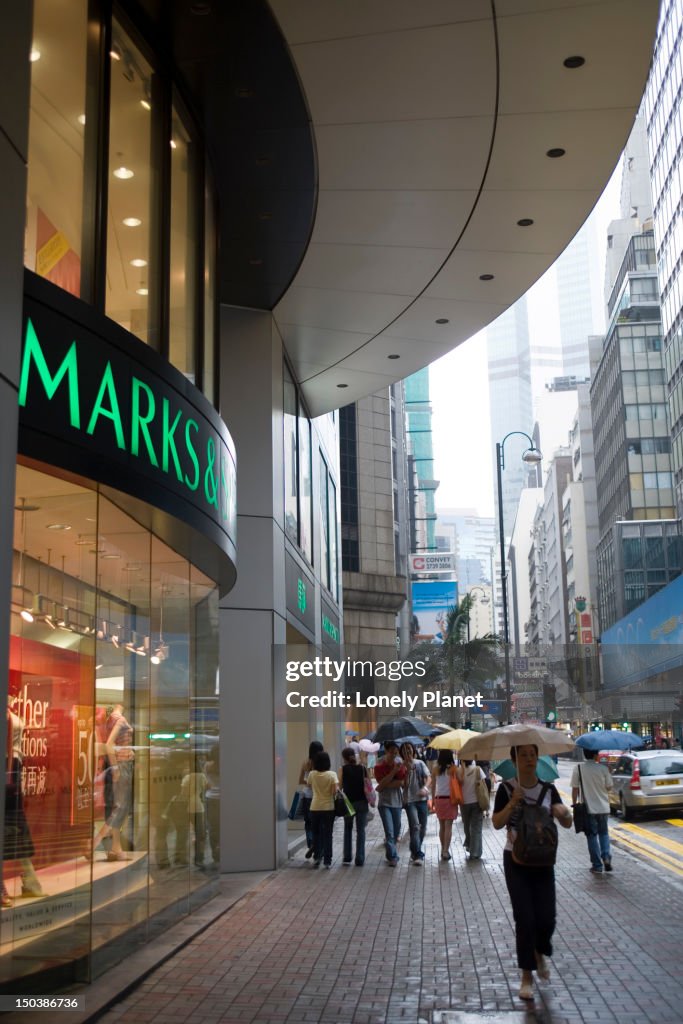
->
[404,368,439,552]
[556,219,604,379]
[487,298,534,530]
[646,0,683,512]
[434,509,495,586]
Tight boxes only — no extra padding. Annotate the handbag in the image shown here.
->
[449,766,463,806]
[364,774,377,808]
[573,766,588,834]
[334,791,355,817]
[475,771,490,812]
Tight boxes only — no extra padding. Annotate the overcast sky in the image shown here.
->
[429,168,622,517]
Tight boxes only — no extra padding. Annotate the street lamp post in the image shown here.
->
[466,585,489,644]
[495,432,543,723]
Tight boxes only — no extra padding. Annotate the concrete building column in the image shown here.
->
[218,306,288,871]
[0,5,33,823]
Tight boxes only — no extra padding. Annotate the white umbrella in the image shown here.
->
[458,723,575,761]
[359,738,380,753]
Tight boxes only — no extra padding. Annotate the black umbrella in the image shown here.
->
[371,716,434,744]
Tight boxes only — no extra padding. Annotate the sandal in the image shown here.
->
[106,851,133,861]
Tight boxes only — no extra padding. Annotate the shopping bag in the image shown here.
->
[449,767,463,806]
[287,791,303,821]
[364,776,377,807]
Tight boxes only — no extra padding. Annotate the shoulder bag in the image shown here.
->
[475,770,490,812]
[449,765,463,806]
[573,765,588,834]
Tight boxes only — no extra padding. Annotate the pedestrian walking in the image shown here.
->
[571,748,614,874]
[431,749,458,861]
[456,759,486,860]
[307,751,338,868]
[340,747,369,866]
[492,743,572,1001]
[400,742,430,865]
[299,740,324,860]
[374,740,406,865]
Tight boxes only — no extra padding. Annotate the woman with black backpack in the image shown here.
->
[492,744,572,1002]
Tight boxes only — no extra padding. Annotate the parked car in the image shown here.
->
[609,750,683,820]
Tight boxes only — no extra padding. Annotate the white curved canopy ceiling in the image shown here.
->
[270,0,659,416]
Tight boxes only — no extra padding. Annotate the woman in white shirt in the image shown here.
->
[307,751,338,868]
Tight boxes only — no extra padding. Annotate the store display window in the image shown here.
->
[2,462,219,986]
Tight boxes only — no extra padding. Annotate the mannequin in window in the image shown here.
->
[85,703,134,862]
[3,707,45,906]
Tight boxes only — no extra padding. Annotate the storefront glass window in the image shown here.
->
[25,0,87,297]
[299,416,312,564]
[3,462,219,985]
[328,477,338,601]
[106,23,156,345]
[320,454,329,590]
[284,370,298,545]
[169,99,197,382]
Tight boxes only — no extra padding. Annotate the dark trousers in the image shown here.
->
[503,851,556,971]
[311,810,335,865]
[301,796,313,849]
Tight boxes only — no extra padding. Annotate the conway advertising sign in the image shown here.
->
[19,277,236,585]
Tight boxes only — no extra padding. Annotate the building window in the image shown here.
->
[284,368,298,546]
[339,405,359,572]
[25,6,217,400]
[319,455,338,599]
[25,0,88,298]
[168,96,199,382]
[106,23,155,344]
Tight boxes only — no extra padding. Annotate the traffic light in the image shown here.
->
[542,682,556,718]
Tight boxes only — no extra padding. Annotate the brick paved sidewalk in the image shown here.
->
[96,810,682,1024]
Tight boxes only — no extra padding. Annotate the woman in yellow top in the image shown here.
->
[307,751,338,868]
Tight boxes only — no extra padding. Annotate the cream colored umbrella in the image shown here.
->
[458,723,575,761]
[428,728,479,751]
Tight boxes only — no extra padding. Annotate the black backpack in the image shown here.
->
[509,782,558,867]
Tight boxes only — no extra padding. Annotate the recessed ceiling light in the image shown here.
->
[89,548,106,555]
[46,523,71,531]
[387,354,400,360]
[110,47,121,61]
[170,139,177,149]
[136,287,149,296]
[564,56,585,69]
[517,218,534,227]
[479,274,495,281]
[100,553,121,560]
[77,114,86,126]
[337,384,348,389]
[140,99,151,111]
[435,318,450,325]
[30,49,41,63]
[546,148,566,159]
[123,217,142,227]
[75,536,96,545]
[113,166,134,179]
[14,503,40,511]
[130,258,147,267]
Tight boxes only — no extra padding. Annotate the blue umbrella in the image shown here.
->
[575,730,643,751]
[493,754,559,782]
